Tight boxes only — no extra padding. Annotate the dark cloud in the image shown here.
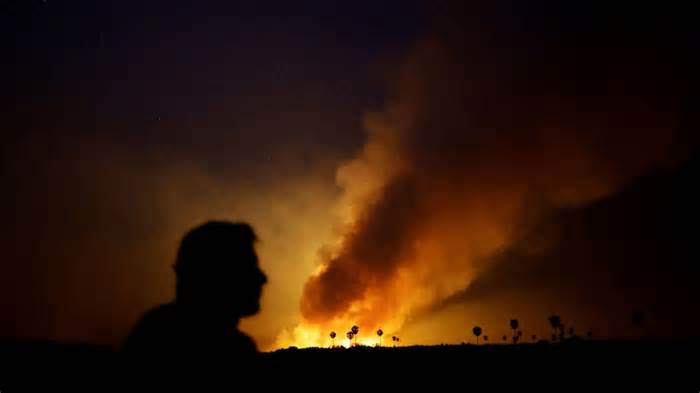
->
[430,154,700,337]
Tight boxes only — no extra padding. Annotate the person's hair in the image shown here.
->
[174,221,257,280]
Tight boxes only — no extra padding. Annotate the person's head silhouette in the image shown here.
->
[123,221,267,361]
[174,221,267,322]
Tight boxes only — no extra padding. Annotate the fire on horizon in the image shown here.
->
[1,1,698,351]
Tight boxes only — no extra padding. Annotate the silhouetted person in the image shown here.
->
[122,221,267,374]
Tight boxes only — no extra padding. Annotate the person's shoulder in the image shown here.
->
[122,303,177,352]
[131,303,179,332]
[140,303,178,322]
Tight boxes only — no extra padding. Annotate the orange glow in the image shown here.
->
[271,37,682,350]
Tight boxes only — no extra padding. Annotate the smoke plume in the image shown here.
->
[295,2,689,341]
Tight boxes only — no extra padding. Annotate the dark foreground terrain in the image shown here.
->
[1,338,698,391]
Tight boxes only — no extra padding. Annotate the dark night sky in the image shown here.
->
[3,0,421,157]
[2,1,698,349]
[1,0,424,348]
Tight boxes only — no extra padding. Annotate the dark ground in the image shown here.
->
[1,338,698,391]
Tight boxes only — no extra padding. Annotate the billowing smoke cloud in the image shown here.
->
[297,2,691,340]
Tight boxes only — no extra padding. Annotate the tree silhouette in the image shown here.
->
[586,331,593,340]
[391,336,397,347]
[351,325,359,346]
[512,335,519,344]
[346,331,354,346]
[531,334,537,342]
[558,324,566,341]
[330,331,336,348]
[548,315,561,341]
[472,326,482,344]
[509,319,519,339]
[502,335,507,343]
[376,328,383,347]
[483,335,489,343]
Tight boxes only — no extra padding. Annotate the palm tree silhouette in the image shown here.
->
[391,336,397,347]
[510,319,520,336]
[376,328,383,347]
[509,319,519,340]
[531,334,537,342]
[330,331,336,348]
[472,326,482,344]
[351,325,359,346]
[346,331,354,346]
[548,315,561,342]
[558,323,566,341]
[502,335,507,343]
[483,335,489,344]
